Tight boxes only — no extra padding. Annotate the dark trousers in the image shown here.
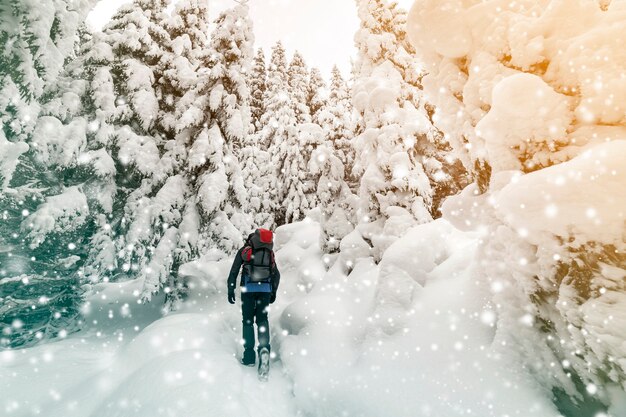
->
[241,292,271,356]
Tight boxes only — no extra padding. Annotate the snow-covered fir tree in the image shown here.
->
[248,48,267,134]
[35,29,120,280]
[288,51,312,125]
[103,0,170,133]
[196,1,254,248]
[117,1,212,305]
[242,48,273,228]
[0,0,92,151]
[259,41,290,151]
[77,0,174,292]
[0,0,97,348]
[352,0,465,257]
[318,65,356,186]
[307,125,353,254]
[6,0,177,323]
[308,65,358,252]
[0,0,96,196]
[159,0,209,135]
[307,67,327,126]
[287,58,322,211]
[259,42,298,225]
[264,50,322,223]
[279,75,315,221]
[240,128,274,230]
[109,1,256,306]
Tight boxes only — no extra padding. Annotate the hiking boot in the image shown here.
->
[258,347,270,381]
[241,349,256,366]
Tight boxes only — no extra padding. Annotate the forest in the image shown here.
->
[1,1,625,416]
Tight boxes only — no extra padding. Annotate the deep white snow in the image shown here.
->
[2,0,626,416]
[1,214,563,417]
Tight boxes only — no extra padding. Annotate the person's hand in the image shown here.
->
[228,289,235,304]
[269,292,276,304]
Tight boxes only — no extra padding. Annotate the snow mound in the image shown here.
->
[275,216,558,417]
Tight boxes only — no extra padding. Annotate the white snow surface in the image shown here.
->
[0,215,560,417]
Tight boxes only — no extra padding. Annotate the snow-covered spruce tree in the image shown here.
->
[352,0,464,258]
[309,65,359,252]
[286,53,320,210]
[106,0,215,307]
[248,48,267,134]
[260,42,298,225]
[103,0,171,132]
[118,0,211,301]
[31,27,124,283]
[127,0,211,309]
[0,0,96,194]
[242,47,272,227]
[12,0,173,336]
[197,1,254,248]
[307,124,353,253]
[288,51,312,125]
[240,126,274,230]
[259,41,290,150]
[318,65,356,187]
[79,0,173,288]
[128,1,256,307]
[159,0,209,136]
[307,67,327,126]
[0,0,97,348]
[0,0,93,150]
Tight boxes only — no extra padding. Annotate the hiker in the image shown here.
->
[227,228,280,378]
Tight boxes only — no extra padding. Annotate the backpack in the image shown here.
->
[241,228,275,283]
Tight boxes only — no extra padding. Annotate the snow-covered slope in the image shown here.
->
[1,215,564,417]
[0,259,296,417]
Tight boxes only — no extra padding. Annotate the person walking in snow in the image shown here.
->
[227,228,280,380]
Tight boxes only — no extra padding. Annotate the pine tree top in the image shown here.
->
[167,0,210,49]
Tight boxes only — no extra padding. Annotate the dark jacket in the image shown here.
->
[227,247,280,293]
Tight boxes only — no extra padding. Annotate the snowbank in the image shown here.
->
[276,216,558,417]
[0,214,561,417]
[0,262,295,417]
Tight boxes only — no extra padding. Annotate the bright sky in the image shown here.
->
[86,0,415,78]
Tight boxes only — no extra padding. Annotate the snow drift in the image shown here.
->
[1,215,562,417]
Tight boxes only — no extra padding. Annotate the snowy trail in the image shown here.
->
[0,265,299,417]
[1,218,559,417]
